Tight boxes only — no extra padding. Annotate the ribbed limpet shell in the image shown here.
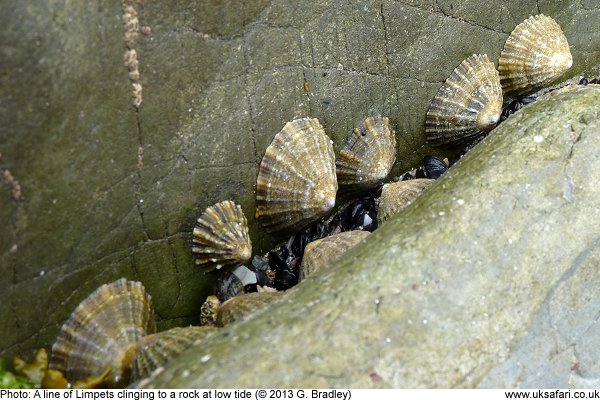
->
[499,14,572,97]
[49,279,156,388]
[336,116,396,190]
[132,326,218,381]
[378,179,434,224]
[256,117,338,235]
[300,230,371,281]
[192,200,252,272]
[426,54,502,146]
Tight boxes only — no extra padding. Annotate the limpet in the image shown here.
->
[192,200,252,272]
[426,54,502,146]
[256,117,338,235]
[132,326,218,381]
[216,291,285,327]
[300,230,371,281]
[378,179,434,224]
[49,279,155,388]
[336,116,396,190]
[499,14,572,97]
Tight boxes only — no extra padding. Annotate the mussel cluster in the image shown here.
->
[15,13,581,389]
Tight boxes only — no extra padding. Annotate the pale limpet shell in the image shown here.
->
[216,291,285,327]
[378,179,434,224]
[499,14,572,97]
[256,117,338,235]
[426,54,502,146]
[300,230,371,281]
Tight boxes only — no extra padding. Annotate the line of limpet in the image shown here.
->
[26,13,576,390]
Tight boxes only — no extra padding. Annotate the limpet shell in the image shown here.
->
[49,279,156,388]
[499,14,572,97]
[336,116,396,190]
[132,326,218,381]
[300,230,371,281]
[378,179,434,224]
[256,117,338,235]
[217,291,285,327]
[426,54,502,146]
[192,200,252,272]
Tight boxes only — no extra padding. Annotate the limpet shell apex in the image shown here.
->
[256,117,338,235]
[336,116,396,190]
[499,14,573,97]
[426,54,503,146]
[192,200,252,272]
[49,279,156,388]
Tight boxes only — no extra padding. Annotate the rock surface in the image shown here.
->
[142,86,600,388]
[1,0,600,371]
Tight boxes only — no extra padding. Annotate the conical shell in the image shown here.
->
[256,117,338,235]
[336,116,396,190]
[49,279,155,388]
[426,54,502,146]
[499,14,572,97]
[132,326,218,381]
[192,200,252,272]
[300,230,370,281]
[378,179,434,224]
[217,292,285,327]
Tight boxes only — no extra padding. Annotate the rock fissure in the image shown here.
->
[380,3,391,76]
[541,235,600,325]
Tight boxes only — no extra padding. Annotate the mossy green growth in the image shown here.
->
[0,361,39,389]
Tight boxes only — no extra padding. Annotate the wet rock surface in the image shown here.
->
[1,0,600,378]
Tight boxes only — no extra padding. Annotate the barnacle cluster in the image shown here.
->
[14,13,580,389]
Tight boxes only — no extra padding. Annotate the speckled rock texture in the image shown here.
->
[1,0,599,376]
[142,85,600,388]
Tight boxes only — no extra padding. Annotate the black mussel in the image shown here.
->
[416,156,448,179]
[268,248,299,291]
[328,197,378,232]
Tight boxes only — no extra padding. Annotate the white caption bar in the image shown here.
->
[1,389,600,400]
